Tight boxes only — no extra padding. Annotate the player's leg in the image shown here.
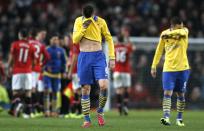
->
[43,76,51,117]
[23,73,33,118]
[175,92,185,126]
[31,72,37,116]
[77,52,95,127]
[175,70,190,126]
[94,51,109,126]
[70,74,82,118]
[122,73,131,115]
[50,78,60,117]
[113,72,123,115]
[35,78,44,117]
[161,72,175,125]
[81,85,91,126]
[9,74,23,117]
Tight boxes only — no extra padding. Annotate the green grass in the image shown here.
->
[0,110,204,131]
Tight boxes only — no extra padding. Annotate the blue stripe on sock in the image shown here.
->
[178,97,185,101]
[164,95,171,99]
[177,112,182,119]
[97,108,103,114]
[82,95,89,100]
[84,115,91,122]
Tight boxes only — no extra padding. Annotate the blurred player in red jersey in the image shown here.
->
[29,28,49,117]
[113,27,135,116]
[8,29,35,118]
[67,42,83,118]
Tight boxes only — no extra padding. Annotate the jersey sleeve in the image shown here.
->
[151,36,165,69]
[101,19,115,59]
[72,18,86,44]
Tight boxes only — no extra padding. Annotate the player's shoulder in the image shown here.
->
[160,28,171,35]
[75,16,83,22]
[97,16,106,23]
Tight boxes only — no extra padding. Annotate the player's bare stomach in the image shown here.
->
[80,38,102,52]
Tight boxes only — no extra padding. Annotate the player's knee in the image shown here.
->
[164,90,173,97]
[82,85,90,95]
[98,80,108,90]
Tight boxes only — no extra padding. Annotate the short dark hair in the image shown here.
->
[19,28,28,38]
[171,17,182,25]
[29,27,38,37]
[82,4,94,18]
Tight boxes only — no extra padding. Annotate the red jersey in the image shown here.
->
[29,39,49,72]
[114,43,132,73]
[11,39,35,74]
[70,44,80,73]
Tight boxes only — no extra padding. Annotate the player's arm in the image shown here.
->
[42,45,50,66]
[7,43,15,76]
[68,53,77,79]
[101,19,115,69]
[72,18,91,44]
[151,36,165,78]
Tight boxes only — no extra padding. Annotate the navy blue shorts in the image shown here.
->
[77,51,108,85]
[162,70,190,92]
[43,76,61,93]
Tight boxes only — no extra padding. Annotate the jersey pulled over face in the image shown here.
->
[151,27,190,71]
[114,43,132,73]
[11,39,35,74]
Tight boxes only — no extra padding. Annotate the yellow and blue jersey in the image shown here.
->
[72,16,115,59]
[43,45,66,79]
[151,27,190,72]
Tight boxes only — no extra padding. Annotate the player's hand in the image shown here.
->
[109,59,115,70]
[151,68,157,78]
[83,20,92,29]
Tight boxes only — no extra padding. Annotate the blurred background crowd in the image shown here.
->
[0,0,204,111]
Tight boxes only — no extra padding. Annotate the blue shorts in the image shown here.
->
[43,76,61,93]
[77,51,108,85]
[162,70,190,92]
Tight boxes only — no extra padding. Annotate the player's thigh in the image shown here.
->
[77,52,94,85]
[162,72,177,91]
[12,74,24,90]
[93,52,108,81]
[113,72,123,89]
[51,78,61,93]
[122,73,131,87]
[174,70,190,93]
[37,80,44,92]
[32,72,40,88]
[24,73,33,90]
[43,76,51,90]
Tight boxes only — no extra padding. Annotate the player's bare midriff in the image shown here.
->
[79,38,102,52]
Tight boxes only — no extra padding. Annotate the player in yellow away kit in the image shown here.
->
[72,4,115,128]
[151,17,190,127]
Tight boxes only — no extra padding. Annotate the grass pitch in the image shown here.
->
[0,110,204,131]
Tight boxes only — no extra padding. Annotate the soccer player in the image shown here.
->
[151,17,190,126]
[29,28,50,117]
[8,29,35,118]
[73,4,115,128]
[113,31,133,116]
[43,33,66,117]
